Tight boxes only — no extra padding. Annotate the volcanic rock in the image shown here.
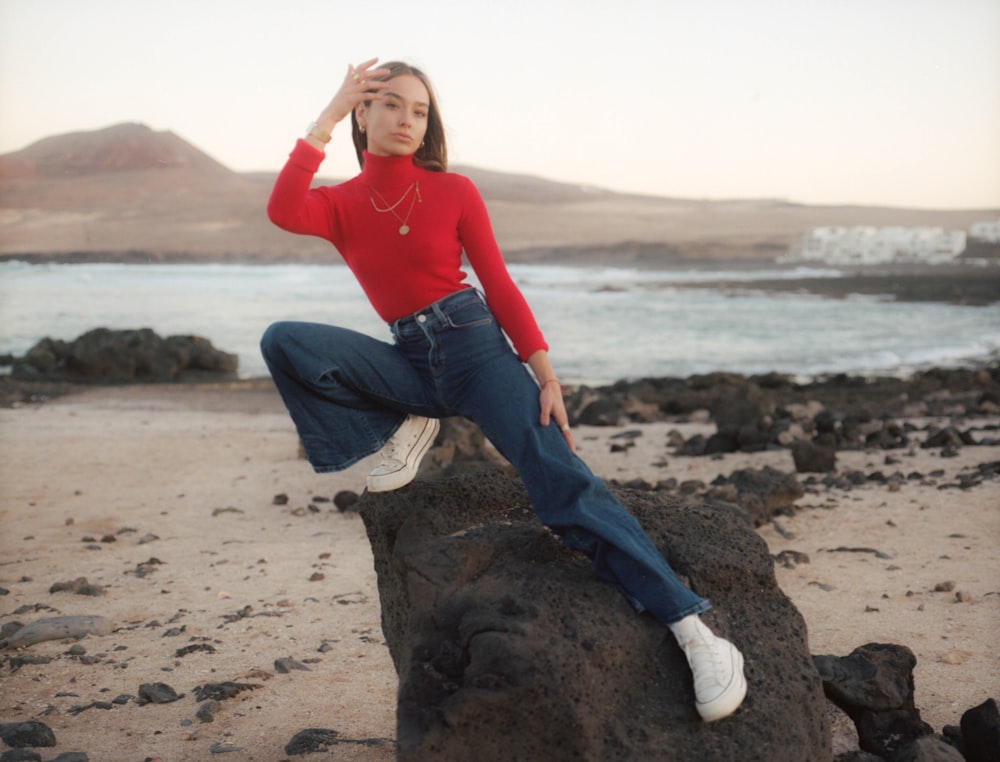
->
[12,328,237,383]
[359,467,829,761]
[961,698,1000,762]
[814,643,932,759]
[791,441,838,473]
[0,721,56,749]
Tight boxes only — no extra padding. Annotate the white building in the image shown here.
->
[969,220,1000,243]
[791,226,967,265]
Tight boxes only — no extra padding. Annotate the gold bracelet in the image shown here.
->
[540,378,561,388]
[306,120,332,144]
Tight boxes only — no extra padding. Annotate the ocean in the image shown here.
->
[2,261,998,385]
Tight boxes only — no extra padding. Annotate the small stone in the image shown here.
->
[938,651,965,665]
[934,581,956,592]
[955,591,973,603]
[272,493,289,505]
[275,657,311,674]
[4,615,113,648]
[196,699,221,723]
[49,577,105,597]
[334,491,360,512]
[137,682,182,705]
[285,728,341,755]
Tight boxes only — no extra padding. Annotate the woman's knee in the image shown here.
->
[260,321,296,360]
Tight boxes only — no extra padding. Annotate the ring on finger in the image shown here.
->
[353,72,362,83]
[560,424,571,432]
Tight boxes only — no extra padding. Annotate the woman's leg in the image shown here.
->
[439,322,745,721]
[260,321,441,472]
[428,311,709,624]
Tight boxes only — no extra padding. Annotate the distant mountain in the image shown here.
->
[1,123,996,264]
[0,123,231,178]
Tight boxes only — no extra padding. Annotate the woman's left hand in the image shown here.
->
[539,382,576,452]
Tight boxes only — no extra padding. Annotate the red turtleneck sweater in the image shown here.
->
[267,140,548,361]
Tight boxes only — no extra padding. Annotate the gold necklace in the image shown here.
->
[368,181,422,235]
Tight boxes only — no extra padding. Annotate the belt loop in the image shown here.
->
[431,300,448,324]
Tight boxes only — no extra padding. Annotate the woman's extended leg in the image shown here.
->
[432,309,746,721]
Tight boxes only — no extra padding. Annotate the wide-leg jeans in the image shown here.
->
[260,288,710,625]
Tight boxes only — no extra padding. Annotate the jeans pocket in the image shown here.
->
[444,301,494,329]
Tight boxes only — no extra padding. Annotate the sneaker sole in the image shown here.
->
[697,644,747,722]
[366,417,440,493]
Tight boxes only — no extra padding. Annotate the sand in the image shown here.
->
[1,382,997,761]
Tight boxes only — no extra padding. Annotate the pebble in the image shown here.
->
[136,683,181,705]
[334,490,360,512]
[48,578,105,597]
[3,615,113,648]
[196,700,221,723]
[274,657,311,674]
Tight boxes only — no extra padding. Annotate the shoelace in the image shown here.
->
[686,638,729,697]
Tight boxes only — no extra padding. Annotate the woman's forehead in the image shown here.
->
[383,74,430,105]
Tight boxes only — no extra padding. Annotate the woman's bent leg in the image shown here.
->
[260,321,439,472]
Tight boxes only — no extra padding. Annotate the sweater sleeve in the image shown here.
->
[457,178,548,361]
[266,140,335,239]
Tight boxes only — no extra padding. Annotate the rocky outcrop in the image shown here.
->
[11,328,238,383]
[359,467,830,761]
[815,643,940,761]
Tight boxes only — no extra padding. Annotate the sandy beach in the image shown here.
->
[1,381,997,760]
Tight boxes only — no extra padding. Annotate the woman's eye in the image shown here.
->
[415,111,426,118]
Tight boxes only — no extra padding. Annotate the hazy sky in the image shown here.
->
[1,0,998,209]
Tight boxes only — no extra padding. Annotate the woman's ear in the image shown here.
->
[355,103,368,132]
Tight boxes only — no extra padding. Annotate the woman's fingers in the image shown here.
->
[539,387,576,452]
[347,59,391,93]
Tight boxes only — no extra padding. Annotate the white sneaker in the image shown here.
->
[671,615,747,722]
[366,416,440,493]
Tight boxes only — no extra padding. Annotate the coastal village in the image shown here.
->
[788,219,1000,265]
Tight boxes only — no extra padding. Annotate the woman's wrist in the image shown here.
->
[540,377,561,389]
[306,120,332,144]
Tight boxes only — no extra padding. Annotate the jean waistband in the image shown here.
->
[389,288,485,333]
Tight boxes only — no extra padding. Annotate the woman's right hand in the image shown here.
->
[307,58,391,146]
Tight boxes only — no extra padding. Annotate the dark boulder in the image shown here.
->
[892,734,965,761]
[359,467,830,761]
[815,643,932,759]
[792,441,838,473]
[961,698,1000,762]
[706,466,804,526]
[12,328,237,383]
[418,417,510,478]
[710,383,775,452]
[0,721,56,748]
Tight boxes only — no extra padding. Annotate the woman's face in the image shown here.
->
[357,74,430,158]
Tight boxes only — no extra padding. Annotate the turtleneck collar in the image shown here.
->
[359,150,421,188]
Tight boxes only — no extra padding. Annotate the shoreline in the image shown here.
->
[2,254,998,306]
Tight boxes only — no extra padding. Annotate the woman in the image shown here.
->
[261,58,747,722]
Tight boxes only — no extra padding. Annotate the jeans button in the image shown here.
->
[417,314,427,323]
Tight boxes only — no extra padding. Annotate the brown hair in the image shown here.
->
[351,61,447,172]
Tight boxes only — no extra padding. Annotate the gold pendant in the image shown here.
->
[399,225,410,235]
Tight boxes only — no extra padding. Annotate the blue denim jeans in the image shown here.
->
[260,287,710,624]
